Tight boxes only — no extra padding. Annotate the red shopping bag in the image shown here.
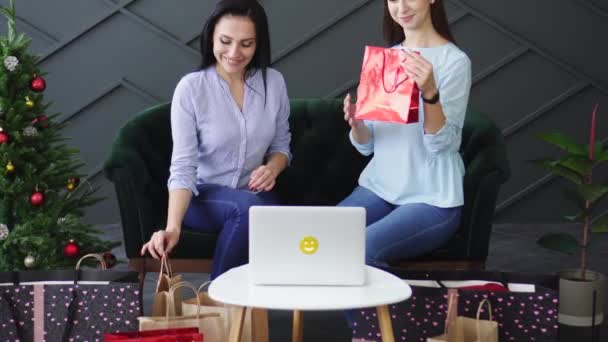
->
[355,46,420,124]
[104,327,203,341]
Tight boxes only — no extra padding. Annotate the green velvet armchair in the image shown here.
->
[103,99,509,275]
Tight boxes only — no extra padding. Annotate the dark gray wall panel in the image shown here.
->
[61,86,155,175]
[274,0,384,98]
[470,52,579,130]
[264,0,374,60]
[450,15,521,76]
[497,87,608,222]
[125,0,214,43]
[458,0,608,89]
[590,0,608,11]
[40,13,197,118]
[8,0,112,42]
[444,1,467,20]
[0,17,57,55]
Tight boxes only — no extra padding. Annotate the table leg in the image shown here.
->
[377,305,395,342]
[229,306,247,342]
[251,308,269,342]
[292,310,303,342]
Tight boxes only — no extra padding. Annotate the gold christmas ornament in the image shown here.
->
[24,254,36,268]
[6,161,15,173]
[25,96,34,109]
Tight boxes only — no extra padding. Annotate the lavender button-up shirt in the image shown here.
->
[167,67,292,196]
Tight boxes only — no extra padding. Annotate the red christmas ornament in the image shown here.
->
[63,240,79,258]
[30,76,46,92]
[32,115,49,128]
[29,191,45,207]
[0,131,9,144]
[102,252,117,268]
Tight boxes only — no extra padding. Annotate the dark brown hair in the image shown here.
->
[383,0,454,46]
[199,0,271,96]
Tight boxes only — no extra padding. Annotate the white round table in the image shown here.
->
[209,264,411,342]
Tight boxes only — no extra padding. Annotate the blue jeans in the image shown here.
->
[339,186,461,328]
[183,184,280,280]
[338,186,461,266]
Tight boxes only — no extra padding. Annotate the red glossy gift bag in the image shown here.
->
[104,327,203,341]
[355,46,420,124]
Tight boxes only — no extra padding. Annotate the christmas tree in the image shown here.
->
[0,0,118,270]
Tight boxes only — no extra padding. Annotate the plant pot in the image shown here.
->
[558,269,606,326]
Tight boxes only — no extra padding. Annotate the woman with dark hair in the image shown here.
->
[140,0,291,279]
[340,0,472,268]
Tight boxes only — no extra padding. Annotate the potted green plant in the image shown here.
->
[533,104,607,327]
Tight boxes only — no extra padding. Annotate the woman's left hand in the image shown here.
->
[401,50,438,98]
[249,165,278,192]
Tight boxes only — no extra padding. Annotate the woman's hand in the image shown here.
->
[140,229,180,259]
[249,165,278,192]
[401,50,438,99]
[343,94,363,128]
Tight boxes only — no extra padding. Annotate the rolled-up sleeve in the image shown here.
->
[267,74,293,163]
[349,121,374,156]
[423,56,471,155]
[167,77,200,196]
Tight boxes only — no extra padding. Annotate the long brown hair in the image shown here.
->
[383,0,454,46]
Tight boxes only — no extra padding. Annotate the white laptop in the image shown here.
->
[249,206,366,286]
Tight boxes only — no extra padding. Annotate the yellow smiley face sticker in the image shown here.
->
[299,236,319,255]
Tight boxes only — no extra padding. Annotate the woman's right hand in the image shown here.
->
[140,229,180,259]
[343,94,363,129]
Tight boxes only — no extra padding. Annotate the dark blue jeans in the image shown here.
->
[338,186,462,329]
[338,186,462,266]
[183,184,280,279]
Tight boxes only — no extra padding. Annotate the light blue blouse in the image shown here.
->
[351,43,471,208]
[168,67,292,196]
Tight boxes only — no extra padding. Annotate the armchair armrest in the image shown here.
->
[104,136,168,259]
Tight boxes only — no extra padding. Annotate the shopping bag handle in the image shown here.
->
[75,253,107,270]
[381,49,409,93]
[443,289,458,334]
[160,254,174,276]
[475,298,494,340]
[168,281,202,320]
[197,280,212,294]
[155,255,175,292]
[1,292,25,340]
[62,254,109,341]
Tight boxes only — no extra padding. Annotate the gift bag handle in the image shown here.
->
[443,289,458,335]
[164,254,174,276]
[197,280,212,294]
[155,255,175,292]
[1,292,25,340]
[168,281,203,320]
[160,254,174,276]
[475,298,494,340]
[381,49,409,93]
[75,253,107,270]
[64,253,108,342]
[74,253,107,285]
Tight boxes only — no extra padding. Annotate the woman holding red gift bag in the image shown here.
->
[140,0,291,280]
[340,0,472,267]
